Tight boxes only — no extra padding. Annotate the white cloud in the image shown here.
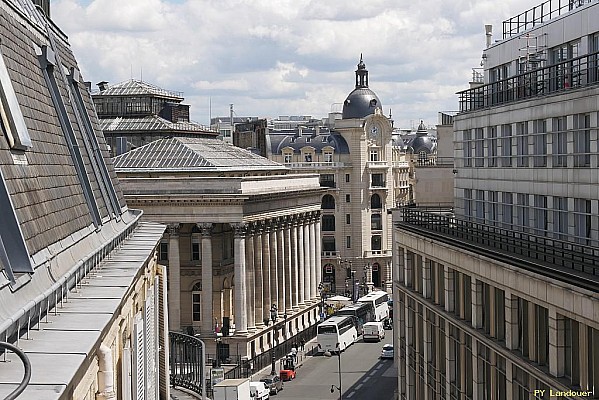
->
[52,0,541,128]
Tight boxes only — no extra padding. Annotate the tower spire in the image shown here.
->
[355,54,368,88]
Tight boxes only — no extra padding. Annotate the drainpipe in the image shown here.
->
[96,344,117,400]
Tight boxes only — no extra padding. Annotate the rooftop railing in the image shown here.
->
[458,50,599,113]
[502,0,595,38]
[395,208,599,292]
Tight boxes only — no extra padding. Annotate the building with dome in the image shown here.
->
[392,1,599,398]
[234,56,406,298]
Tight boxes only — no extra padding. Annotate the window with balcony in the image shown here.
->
[324,151,333,163]
[322,237,336,252]
[304,153,312,163]
[371,214,382,230]
[370,149,379,161]
[371,173,384,187]
[516,193,529,231]
[322,215,336,231]
[502,192,513,228]
[322,194,335,209]
[574,198,591,244]
[283,152,292,164]
[371,235,382,250]
[371,193,382,209]
[533,195,548,234]
[553,196,568,240]
[320,174,335,188]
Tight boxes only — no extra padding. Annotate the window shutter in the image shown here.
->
[133,312,146,400]
[145,285,157,399]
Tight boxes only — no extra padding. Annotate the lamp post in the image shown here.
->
[324,342,342,400]
[270,304,278,375]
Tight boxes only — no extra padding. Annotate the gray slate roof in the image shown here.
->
[268,129,350,155]
[100,115,215,134]
[114,137,288,172]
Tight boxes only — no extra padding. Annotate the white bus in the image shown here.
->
[335,302,374,335]
[317,316,358,353]
[357,290,389,322]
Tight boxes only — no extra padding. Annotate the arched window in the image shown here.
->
[371,214,382,230]
[192,282,202,322]
[322,194,335,209]
[371,194,382,209]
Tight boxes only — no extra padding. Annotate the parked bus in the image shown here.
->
[335,302,374,335]
[317,316,358,353]
[357,290,389,322]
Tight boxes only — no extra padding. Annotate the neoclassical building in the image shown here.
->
[114,137,324,358]
[234,57,398,299]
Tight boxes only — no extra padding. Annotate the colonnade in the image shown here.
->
[166,210,322,335]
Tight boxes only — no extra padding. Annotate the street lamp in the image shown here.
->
[324,342,343,400]
[270,305,278,375]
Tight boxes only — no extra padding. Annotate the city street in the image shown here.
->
[272,338,397,400]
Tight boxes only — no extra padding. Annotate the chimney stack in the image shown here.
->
[97,81,109,92]
[485,25,493,48]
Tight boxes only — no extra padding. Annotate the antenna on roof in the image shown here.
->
[140,67,143,82]
[130,64,133,79]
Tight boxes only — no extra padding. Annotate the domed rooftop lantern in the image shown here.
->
[342,54,382,119]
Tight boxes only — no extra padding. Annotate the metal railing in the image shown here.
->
[458,50,599,113]
[502,0,595,38]
[395,208,599,292]
[0,341,31,399]
[169,332,206,397]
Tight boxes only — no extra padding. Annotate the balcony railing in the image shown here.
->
[502,0,594,38]
[458,50,599,113]
[286,161,351,169]
[364,250,392,257]
[395,208,599,292]
[366,160,389,169]
[169,332,206,397]
[322,250,339,258]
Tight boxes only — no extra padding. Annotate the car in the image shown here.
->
[280,368,296,381]
[250,381,270,400]
[260,374,283,395]
[380,344,394,359]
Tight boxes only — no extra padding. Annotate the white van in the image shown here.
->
[362,321,385,342]
[250,381,270,400]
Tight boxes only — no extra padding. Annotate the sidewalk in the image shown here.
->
[251,337,318,380]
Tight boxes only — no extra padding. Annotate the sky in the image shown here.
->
[51,0,542,129]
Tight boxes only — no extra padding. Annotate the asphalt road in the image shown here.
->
[272,338,397,400]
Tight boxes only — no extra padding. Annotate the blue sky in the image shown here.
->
[52,0,541,129]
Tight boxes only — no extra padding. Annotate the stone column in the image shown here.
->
[254,223,264,327]
[270,221,279,311]
[233,223,248,334]
[444,266,454,313]
[404,251,412,288]
[167,223,181,331]
[262,223,271,323]
[291,218,299,310]
[471,278,483,329]
[314,212,322,292]
[277,218,286,314]
[246,224,256,331]
[284,218,293,314]
[309,213,317,300]
[298,216,305,305]
[549,308,565,377]
[405,299,415,399]
[423,312,432,400]
[472,337,483,399]
[303,216,312,303]
[422,257,431,299]
[198,223,213,335]
[505,290,518,350]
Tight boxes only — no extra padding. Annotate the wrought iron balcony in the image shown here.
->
[170,332,206,397]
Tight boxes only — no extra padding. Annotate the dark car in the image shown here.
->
[260,374,283,395]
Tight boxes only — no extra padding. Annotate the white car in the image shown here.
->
[250,381,270,400]
[380,344,394,359]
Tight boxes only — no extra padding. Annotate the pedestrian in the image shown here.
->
[300,338,305,351]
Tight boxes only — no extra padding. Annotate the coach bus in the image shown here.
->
[335,302,374,335]
[357,290,389,322]
[317,315,358,353]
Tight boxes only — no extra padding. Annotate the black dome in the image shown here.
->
[342,88,382,119]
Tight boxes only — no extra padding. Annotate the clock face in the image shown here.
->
[369,123,380,140]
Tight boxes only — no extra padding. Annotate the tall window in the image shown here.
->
[487,126,498,167]
[284,153,292,163]
[371,235,382,251]
[371,214,382,230]
[489,191,498,223]
[369,149,379,161]
[516,122,529,167]
[464,189,473,218]
[502,192,513,228]
[322,215,336,231]
[346,236,351,249]
[573,198,591,244]
[191,235,201,261]
[159,242,168,261]
[463,129,473,167]
[324,151,333,163]
[573,113,590,167]
[474,128,484,167]
[590,32,599,83]
[552,117,567,167]
[533,195,548,235]
[192,282,202,322]
[500,124,512,167]
[475,190,485,221]
[320,174,335,188]
[553,196,569,240]
[532,119,547,167]
[516,193,529,231]
[371,173,384,187]
[346,214,351,224]
[371,193,382,209]
[322,194,335,209]
[322,237,336,252]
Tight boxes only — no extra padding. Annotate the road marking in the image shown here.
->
[347,392,355,398]
[363,376,371,382]
[355,384,363,390]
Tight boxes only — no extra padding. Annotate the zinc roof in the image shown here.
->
[92,78,183,99]
[100,115,216,134]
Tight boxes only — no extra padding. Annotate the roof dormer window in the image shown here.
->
[0,49,32,151]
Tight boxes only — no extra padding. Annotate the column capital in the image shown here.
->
[197,222,213,236]
[168,223,180,236]
[232,222,248,238]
